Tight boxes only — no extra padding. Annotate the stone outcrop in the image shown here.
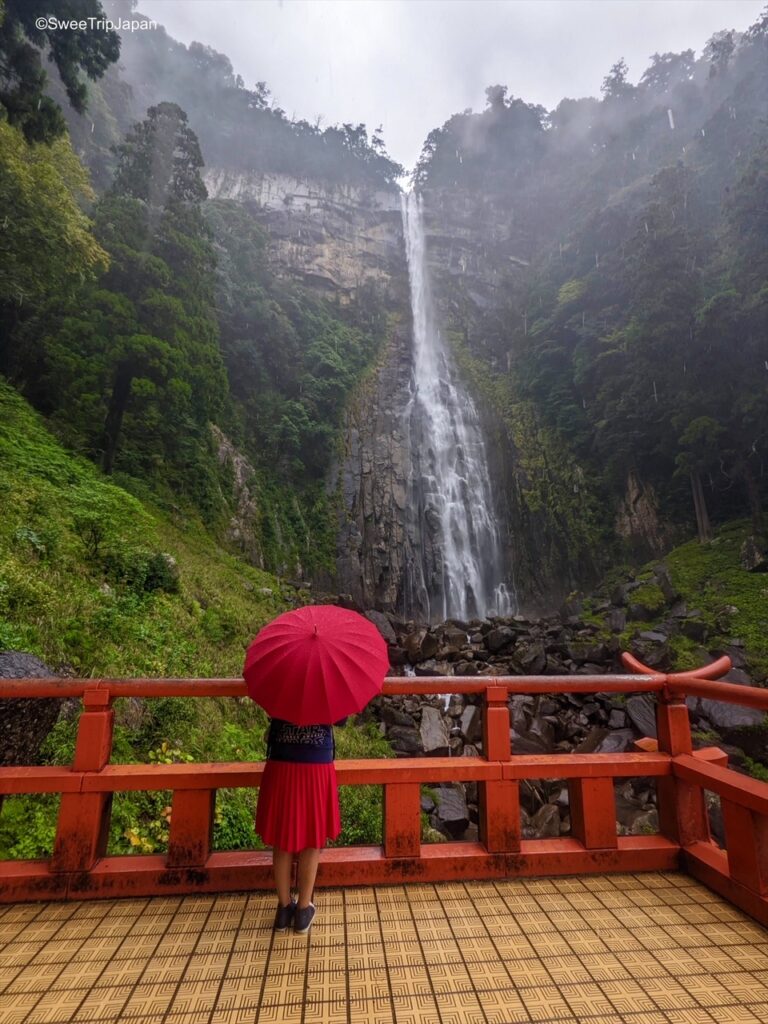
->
[211,426,264,568]
[0,653,61,766]
[204,170,404,301]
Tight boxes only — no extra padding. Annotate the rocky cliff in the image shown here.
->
[204,169,404,301]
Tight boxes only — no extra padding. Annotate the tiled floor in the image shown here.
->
[1,874,768,1024]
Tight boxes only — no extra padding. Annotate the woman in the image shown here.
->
[255,716,344,934]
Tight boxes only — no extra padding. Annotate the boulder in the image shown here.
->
[594,729,635,754]
[740,535,768,572]
[527,803,560,838]
[626,695,657,738]
[364,609,397,644]
[515,641,547,674]
[607,609,627,633]
[420,632,440,660]
[420,706,450,756]
[387,726,422,755]
[0,652,61,766]
[608,709,627,729]
[434,785,469,838]
[403,629,427,663]
[485,627,516,653]
[698,698,765,732]
[460,705,483,745]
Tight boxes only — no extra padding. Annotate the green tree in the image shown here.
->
[0,0,119,143]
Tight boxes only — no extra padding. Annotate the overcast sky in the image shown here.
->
[138,0,765,171]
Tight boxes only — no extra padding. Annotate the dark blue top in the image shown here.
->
[266,718,346,764]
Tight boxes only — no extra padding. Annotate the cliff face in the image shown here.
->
[201,171,651,617]
[204,169,404,301]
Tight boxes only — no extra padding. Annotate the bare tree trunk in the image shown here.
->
[101,365,133,475]
[743,463,764,536]
[691,471,712,543]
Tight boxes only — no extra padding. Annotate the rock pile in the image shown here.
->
[358,562,768,842]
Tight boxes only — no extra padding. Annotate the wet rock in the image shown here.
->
[387,726,422,755]
[608,709,627,729]
[594,729,635,754]
[698,699,765,732]
[364,610,397,644]
[740,535,768,572]
[381,706,417,728]
[626,695,657,738]
[460,705,483,744]
[485,627,516,653]
[404,629,427,663]
[434,785,469,837]
[0,652,61,766]
[607,609,627,633]
[420,706,450,756]
[420,632,440,660]
[515,641,546,674]
[527,803,560,838]
[638,631,668,644]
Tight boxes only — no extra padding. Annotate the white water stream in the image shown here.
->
[401,192,515,622]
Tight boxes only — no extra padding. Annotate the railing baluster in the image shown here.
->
[655,691,709,846]
[167,790,216,868]
[51,687,114,873]
[480,685,520,853]
[384,783,420,857]
[568,777,618,849]
[720,799,768,896]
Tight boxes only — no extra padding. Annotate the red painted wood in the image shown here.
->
[383,783,420,857]
[683,841,768,929]
[479,780,521,853]
[1,657,765,926]
[167,790,216,868]
[568,778,619,849]
[668,678,768,711]
[0,767,82,795]
[673,755,768,816]
[720,799,768,895]
[503,752,670,779]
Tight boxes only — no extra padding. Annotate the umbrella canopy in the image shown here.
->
[243,605,389,725]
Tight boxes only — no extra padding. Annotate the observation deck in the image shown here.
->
[1,657,767,1023]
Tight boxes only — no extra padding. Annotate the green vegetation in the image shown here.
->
[0,709,394,859]
[418,13,768,561]
[0,378,291,674]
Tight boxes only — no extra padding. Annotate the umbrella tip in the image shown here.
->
[313,624,318,637]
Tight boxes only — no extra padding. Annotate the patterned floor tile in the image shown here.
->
[0,873,766,1024]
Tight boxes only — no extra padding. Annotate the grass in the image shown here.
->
[0,378,294,676]
[0,378,395,858]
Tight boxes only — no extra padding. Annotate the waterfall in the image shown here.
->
[401,191,515,623]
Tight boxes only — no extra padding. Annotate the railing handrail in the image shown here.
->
[1,660,766,712]
[1,655,766,924]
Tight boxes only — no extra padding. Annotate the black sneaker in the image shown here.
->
[294,903,316,935]
[274,899,296,933]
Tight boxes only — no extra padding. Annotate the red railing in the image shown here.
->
[1,656,767,926]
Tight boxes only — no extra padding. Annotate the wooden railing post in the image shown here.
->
[384,783,420,857]
[167,790,216,868]
[51,687,114,873]
[568,778,618,849]
[479,685,520,853]
[656,689,709,846]
[720,801,768,896]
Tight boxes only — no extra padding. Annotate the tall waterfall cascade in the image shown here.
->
[401,192,515,622]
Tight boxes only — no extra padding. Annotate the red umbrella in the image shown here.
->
[243,605,389,725]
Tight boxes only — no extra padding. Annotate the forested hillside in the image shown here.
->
[417,17,768,573]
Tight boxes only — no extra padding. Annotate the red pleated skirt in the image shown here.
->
[255,760,341,853]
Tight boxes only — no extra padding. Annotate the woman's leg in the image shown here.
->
[296,847,320,908]
[273,847,293,906]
